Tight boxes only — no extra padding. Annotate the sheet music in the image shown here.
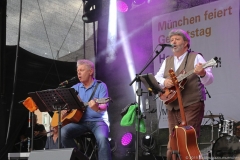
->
[139,73,164,94]
[28,88,84,112]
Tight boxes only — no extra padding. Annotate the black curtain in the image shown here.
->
[0,45,77,160]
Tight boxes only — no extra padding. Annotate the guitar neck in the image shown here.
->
[177,69,194,82]
[176,86,187,126]
[83,98,110,108]
[169,69,187,126]
[177,62,211,82]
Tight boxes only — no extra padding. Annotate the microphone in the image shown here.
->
[159,44,174,48]
[59,76,78,86]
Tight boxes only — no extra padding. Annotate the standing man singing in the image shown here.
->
[61,59,112,160]
[155,29,214,159]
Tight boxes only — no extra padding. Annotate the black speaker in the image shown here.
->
[28,148,89,160]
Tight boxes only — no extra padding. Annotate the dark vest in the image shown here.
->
[163,52,205,110]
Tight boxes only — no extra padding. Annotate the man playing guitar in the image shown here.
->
[155,29,214,160]
[60,59,112,160]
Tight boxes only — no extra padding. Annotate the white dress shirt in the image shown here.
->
[155,51,214,88]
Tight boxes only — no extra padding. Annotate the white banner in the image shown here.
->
[152,0,240,128]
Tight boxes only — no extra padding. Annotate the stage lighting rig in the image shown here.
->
[82,0,102,23]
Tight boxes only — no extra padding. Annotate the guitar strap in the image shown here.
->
[88,80,102,102]
[182,49,191,70]
[182,49,203,73]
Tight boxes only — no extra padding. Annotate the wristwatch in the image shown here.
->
[200,74,206,78]
[200,71,206,78]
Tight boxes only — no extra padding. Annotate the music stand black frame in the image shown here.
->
[139,73,165,95]
[28,88,85,149]
[129,46,166,160]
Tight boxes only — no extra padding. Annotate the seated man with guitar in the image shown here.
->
[60,59,112,160]
[155,29,214,160]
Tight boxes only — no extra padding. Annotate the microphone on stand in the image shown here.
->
[159,44,174,48]
[156,44,174,54]
[59,76,78,86]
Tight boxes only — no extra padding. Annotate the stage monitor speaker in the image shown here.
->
[28,148,89,160]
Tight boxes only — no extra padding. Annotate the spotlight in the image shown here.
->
[121,132,134,147]
[117,0,133,12]
[141,134,155,153]
[82,0,102,23]
[121,132,135,156]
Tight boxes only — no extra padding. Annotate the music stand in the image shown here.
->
[139,73,165,95]
[129,45,168,160]
[28,88,85,149]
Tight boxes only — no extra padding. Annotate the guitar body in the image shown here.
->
[51,109,83,127]
[50,97,111,127]
[159,79,187,105]
[175,125,203,160]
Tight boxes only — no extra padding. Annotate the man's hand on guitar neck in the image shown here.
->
[88,99,108,112]
[194,63,206,77]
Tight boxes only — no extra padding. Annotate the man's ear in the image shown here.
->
[184,41,188,48]
[89,68,94,76]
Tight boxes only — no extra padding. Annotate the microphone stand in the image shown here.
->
[205,87,211,98]
[129,45,166,160]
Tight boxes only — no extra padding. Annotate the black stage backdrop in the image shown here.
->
[0,46,77,159]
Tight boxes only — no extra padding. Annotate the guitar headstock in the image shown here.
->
[95,97,112,104]
[169,68,179,88]
[203,57,221,69]
[214,57,221,68]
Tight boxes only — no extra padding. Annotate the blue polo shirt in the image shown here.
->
[71,79,109,126]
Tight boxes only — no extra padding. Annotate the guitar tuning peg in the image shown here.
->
[218,57,221,67]
[214,57,221,68]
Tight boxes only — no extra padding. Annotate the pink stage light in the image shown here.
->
[117,0,130,12]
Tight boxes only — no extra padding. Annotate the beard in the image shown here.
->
[172,43,184,53]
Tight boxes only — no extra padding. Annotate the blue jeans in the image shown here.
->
[61,121,111,160]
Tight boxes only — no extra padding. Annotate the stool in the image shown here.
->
[75,132,98,160]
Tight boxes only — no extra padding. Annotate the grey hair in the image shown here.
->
[168,29,191,48]
[76,59,94,70]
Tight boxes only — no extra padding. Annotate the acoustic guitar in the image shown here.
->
[169,69,203,160]
[51,97,111,127]
[159,57,219,105]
